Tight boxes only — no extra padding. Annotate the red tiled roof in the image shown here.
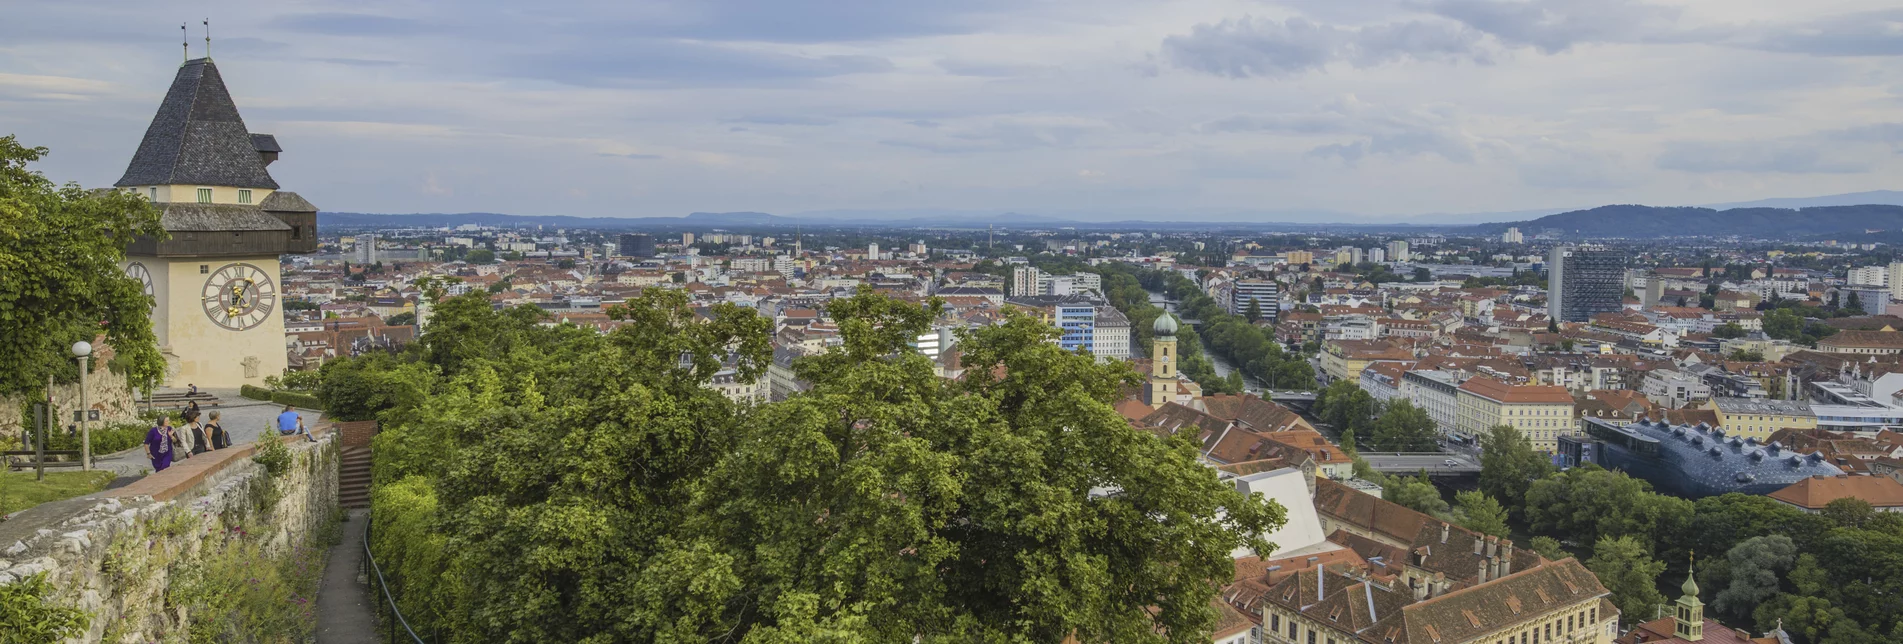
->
[1768,474,1903,509]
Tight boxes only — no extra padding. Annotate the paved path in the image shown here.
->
[316,509,381,643]
[95,387,324,477]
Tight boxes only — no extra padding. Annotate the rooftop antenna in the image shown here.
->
[203,19,211,59]
[181,23,189,62]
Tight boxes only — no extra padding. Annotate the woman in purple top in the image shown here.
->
[146,415,175,472]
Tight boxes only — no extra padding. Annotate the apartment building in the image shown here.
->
[1456,377,1577,450]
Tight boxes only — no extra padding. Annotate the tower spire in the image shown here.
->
[1674,552,1705,641]
[181,23,189,63]
[204,19,211,59]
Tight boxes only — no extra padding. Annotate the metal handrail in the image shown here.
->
[363,517,429,643]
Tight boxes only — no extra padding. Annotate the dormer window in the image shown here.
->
[197,187,212,204]
[239,189,252,204]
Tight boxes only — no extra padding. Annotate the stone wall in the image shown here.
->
[0,430,339,642]
[0,351,142,444]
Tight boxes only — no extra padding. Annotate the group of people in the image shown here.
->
[143,401,231,472]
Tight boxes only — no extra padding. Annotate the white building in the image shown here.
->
[1092,306,1133,361]
[1401,370,1462,438]
[1386,240,1410,262]
[1503,227,1524,244]
[867,242,880,260]
[1850,265,1888,287]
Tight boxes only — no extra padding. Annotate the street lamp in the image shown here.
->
[72,340,91,471]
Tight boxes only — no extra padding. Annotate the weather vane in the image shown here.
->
[181,23,188,62]
[204,19,211,59]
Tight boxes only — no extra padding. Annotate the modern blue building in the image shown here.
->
[1562,417,1845,498]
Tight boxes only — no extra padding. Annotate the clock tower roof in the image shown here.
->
[115,58,280,190]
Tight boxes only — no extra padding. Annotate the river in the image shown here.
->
[1147,290,1263,391]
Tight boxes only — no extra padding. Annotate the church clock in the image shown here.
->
[124,261,154,299]
[201,263,277,331]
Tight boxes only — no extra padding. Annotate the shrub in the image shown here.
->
[0,571,89,640]
[240,384,274,401]
[44,421,149,456]
[271,391,322,411]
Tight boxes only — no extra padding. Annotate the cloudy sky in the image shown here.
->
[3,0,1900,221]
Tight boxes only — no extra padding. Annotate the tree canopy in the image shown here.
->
[0,135,166,396]
[352,287,1284,642]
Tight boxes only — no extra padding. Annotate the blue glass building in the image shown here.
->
[1565,417,1844,498]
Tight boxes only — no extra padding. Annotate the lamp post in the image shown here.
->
[72,340,92,471]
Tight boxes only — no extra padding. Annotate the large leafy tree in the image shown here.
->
[1369,399,1438,452]
[1712,535,1796,618]
[1452,490,1509,538]
[1478,424,1552,514]
[1586,535,1667,626]
[0,135,166,395]
[363,289,1283,643]
[1523,464,1690,553]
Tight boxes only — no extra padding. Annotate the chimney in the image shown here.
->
[1433,572,1448,597]
[1500,539,1515,576]
[1473,537,1484,556]
[1478,559,1489,584]
[1485,535,1498,558]
[1440,522,1450,544]
[1410,577,1428,601]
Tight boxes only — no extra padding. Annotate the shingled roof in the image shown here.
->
[116,58,280,190]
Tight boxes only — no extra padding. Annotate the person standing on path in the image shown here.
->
[146,416,175,472]
[189,418,211,457]
[207,411,230,450]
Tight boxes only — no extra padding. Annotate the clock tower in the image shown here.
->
[113,57,318,388]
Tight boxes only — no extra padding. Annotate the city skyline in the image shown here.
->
[3,0,1900,221]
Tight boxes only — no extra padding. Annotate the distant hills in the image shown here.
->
[318,190,1903,238]
[1473,204,1903,239]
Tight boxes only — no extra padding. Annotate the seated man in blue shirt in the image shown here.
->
[276,405,314,442]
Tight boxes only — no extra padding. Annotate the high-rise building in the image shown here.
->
[1548,245,1627,322]
[909,241,928,256]
[1849,265,1888,287]
[1232,279,1280,322]
[1367,247,1385,263]
[113,57,319,387]
[1010,265,1046,297]
[1285,250,1314,266]
[618,233,656,257]
[867,242,880,260]
[1503,227,1525,244]
[682,232,695,246]
[1386,240,1410,263]
[355,233,378,264]
[1889,262,1903,301]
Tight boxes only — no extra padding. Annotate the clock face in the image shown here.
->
[124,262,154,299]
[201,263,277,331]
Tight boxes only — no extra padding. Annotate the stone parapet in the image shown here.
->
[0,431,339,642]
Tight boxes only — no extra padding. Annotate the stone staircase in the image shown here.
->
[339,446,372,509]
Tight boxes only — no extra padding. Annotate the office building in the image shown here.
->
[1547,245,1627,322]
[1849,265,1888,287]
[618,233,656,257]
[1386,240,1410,263]
[1231,279,1280,322]
[355,233,378,264]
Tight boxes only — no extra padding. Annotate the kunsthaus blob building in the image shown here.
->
[1562,416,1844,498]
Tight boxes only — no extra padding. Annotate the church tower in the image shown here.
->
[1673,557,1705,641]
[113,57,318,388]
[1147,313,1179,407]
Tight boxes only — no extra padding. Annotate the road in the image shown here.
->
[1361,452,1482,475]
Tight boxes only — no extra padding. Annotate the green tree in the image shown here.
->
[1713,322,1747,339]
[1823,497,1876,529]
[0,136,167,395]
[1528,536,1569,562]
[1845,291,1865,315]
[1478,425,1552,514]
[1586,535,1668,626]
[1412,267,1431,282]
[1452,490,1509,537]
[1764,308,1805,340]
[1381,471,1448,516]
[1524,465,1692,551]
[1369,399,1439,452]
[384,312,417,326]
[466,248,496,264]
[1712,535,1797,619]
[1244,298,1262,323]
